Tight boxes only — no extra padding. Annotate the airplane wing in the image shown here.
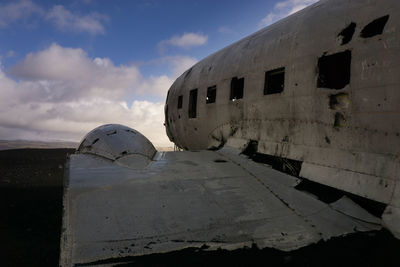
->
[60,124,381,266]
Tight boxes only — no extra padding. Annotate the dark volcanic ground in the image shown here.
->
[0,149,74,266]
[0,148,400,267]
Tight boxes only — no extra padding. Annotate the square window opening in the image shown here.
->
[188,89,198,118]
[206,85,217,104]
[230,77,244,101]
[264,67,285,95]
[317,50,351,90]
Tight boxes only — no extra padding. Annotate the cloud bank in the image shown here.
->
[259,0,318,28]
[1,44,197,146]
[159,32,208,53]
[46,5,108,35]
[0,0,43,28]
[0,0,107,35]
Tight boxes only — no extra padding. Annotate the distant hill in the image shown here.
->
[0,140,174,152]
[0,140,78,150]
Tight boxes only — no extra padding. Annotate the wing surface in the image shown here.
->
[60,146,380,266]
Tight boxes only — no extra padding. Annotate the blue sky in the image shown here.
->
[0,0,317,147]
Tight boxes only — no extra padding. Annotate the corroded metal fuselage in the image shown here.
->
[164,0,400,216]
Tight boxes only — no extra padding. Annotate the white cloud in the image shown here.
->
[46,5,108,35]
[164,55,198,77]
[1,44,197,147]
[259,0,318,28]
[10,43,140,102]
[158,32,208,53]
[0,1,107,35]
[0,0,43,28]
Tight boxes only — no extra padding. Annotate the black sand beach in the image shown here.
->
[0,148,74,266]
[1,148,400,266]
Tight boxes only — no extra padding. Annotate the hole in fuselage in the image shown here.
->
[188,89,198,118]
[264,67,285,95]
[230,77,244,101]
[360,15,389,38]
[206,85,217,104]
[317,50,351,90]
[338,22,356,45]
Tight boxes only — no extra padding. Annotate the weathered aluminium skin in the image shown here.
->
[164,0,400,227]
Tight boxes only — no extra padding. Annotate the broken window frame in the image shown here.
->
[264,67,285,95]
[188,89,198,119]
[338,22,356,45]
[206,85,217,104]
[360,15,389,38]
[230,77,244,101]
[317,50,351,90]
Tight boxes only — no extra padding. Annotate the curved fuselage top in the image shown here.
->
[164,0,400,204]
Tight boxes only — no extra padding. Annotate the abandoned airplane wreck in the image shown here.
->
[60,0,400,265]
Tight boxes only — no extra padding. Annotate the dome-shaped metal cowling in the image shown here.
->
[77,124,156,164]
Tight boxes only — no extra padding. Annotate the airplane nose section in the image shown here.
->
[77,124,157,167]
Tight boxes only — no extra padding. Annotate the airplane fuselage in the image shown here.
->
[164,0,400,206]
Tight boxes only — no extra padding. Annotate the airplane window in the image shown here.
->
[317,50,351,90]
[165,105,169,126]
[264,67,285,95]
[230,77,244,101]
[188,89,198,118]
[338,22,356,45]
[177,95,183,109]
[360,15,389,38]
[206,85,217,104]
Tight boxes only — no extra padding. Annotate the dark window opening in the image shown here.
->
[230,77,244,101]
[188,89,198,118]
[177,95,183,109]
[360,15,389,38]
[165,105,169,126]
[317,50,351,90]
[206,85,217,104]
[338,22,356,45]
[264,67,285,95]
